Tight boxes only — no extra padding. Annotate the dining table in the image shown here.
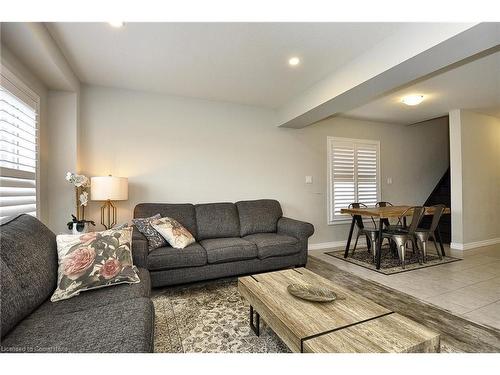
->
[340,205,451,269]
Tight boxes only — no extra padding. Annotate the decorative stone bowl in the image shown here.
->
[287,283,337,302]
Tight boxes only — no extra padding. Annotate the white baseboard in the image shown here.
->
[450,237,500,251]
[309,239,366,251]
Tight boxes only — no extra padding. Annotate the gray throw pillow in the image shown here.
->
[132,214,167,251]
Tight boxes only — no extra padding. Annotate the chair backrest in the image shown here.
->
[348,203,367,229]
[429,204,446,232]
[402,206,425,234]
[376,201,393,207]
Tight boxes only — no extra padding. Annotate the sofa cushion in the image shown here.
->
[0,215,58,338]
[244,233,299,259]
[200,237,258,264]
[134,203,197,239]
[195,203,240,240]
[0,297,154,353]
[236,199,283,237]
[147,242,207,271]
[34,268,151,316]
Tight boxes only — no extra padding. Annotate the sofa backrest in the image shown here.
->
[134,203,198,239]
[0,214,58,338]
[195,203,240,240]
[236,199,283,237]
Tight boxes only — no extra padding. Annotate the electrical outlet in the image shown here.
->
[305,176,313,184]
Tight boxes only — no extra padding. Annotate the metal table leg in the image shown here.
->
[435,224,446,257]
[376,218,383,269]
[249,306,260,336]
[344,216,356,258]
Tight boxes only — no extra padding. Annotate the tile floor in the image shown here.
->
[309,243,500,330]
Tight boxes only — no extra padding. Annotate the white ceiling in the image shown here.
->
[46,22,407,108]
[342,50,500,124]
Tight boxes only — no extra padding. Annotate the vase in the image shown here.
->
[71,222,89,235]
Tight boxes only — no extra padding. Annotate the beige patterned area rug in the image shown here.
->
[152,279,289,353]
[152,258,500,353]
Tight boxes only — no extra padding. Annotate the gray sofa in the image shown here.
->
[0,214,154,353]
[132,199,314,287]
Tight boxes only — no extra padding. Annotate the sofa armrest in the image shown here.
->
[277,217,314,240]
[132,226,149,268]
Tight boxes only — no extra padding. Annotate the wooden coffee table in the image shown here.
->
[238,268,440,353]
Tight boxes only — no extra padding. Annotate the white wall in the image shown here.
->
[450,109,500,249]
[80,85,449,246]
[47,91,79,233]
[449,109,464,245]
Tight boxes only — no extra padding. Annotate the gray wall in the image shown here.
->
[80,85,449,246]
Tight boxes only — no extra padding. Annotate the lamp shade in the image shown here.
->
[91,176,128,201]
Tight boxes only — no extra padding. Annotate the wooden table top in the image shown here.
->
[302,313,440,353]
[238,267,391,352]
[340,205,451,219]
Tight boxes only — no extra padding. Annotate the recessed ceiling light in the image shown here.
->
[401,95,424,106]
[288,57,300,66]
[108,21,124,28]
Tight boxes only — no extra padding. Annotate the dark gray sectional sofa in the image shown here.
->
[0,215,154,353]
[132,199,314,287]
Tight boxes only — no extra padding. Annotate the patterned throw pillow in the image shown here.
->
[51,227,140,302]
[151,217,195,249]
[132,214,167,251]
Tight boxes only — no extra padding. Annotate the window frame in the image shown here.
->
[327,136,381,225]
[1,65,41,219]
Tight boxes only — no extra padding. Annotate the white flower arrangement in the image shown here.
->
[66,172,90,189]
[66,172,95,232]
[79,191,89,207]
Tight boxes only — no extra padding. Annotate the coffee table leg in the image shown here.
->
[250,306,260,336]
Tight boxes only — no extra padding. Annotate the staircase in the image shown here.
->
[421,168,451,243]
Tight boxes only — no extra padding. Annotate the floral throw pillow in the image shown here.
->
[51,227,140,302]
[151,217,195,249]
[132,214,168,251]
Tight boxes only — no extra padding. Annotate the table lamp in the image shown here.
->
[91,175,128,229]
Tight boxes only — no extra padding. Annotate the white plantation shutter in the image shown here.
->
[356,143,379,207]
[330,141,356,221]
[328,137,380,223]
[0,67,39,223]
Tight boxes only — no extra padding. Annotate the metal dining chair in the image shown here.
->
[414,204,446,263]
[349,203,379,263]
[382,206,425,269]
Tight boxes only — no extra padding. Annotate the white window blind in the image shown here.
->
[0,67,39,223]
[328,137,380,223]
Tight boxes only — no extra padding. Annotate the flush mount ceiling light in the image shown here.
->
[288,57,300,66]
[108,21,124,28]
[401,95,424,106]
